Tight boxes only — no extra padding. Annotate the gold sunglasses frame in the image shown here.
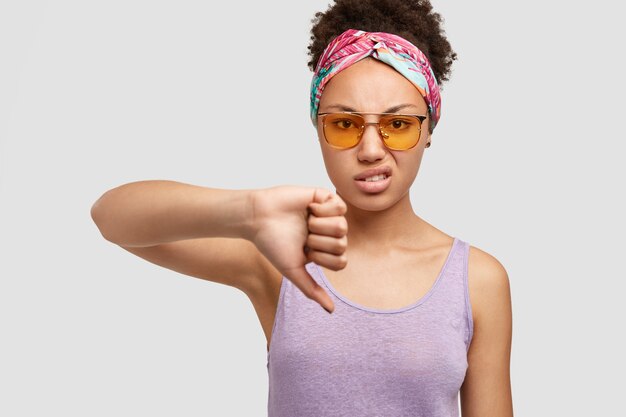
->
[317,111,428,150]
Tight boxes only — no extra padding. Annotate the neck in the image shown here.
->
[338,190,427,253]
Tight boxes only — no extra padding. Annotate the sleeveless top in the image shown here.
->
[266,236,474,417]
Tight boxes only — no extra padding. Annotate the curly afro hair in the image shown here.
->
[307,0,457,87]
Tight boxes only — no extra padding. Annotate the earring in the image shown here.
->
[425,141,431,148]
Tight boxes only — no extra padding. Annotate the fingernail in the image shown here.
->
[323,305,333,314]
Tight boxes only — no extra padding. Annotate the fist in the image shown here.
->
[251,186,348,313]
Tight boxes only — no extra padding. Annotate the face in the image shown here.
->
[316,57,431,212]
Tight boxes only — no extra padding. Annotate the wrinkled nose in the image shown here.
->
[357,123,387,161]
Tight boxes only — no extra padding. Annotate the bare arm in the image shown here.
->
[90,180,267,295]
[460,246,514,416]
[90,180,256,247]
[90,181,342,313]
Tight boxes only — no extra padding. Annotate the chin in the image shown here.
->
[352,199,395,212]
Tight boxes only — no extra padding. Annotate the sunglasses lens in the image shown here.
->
[379,115,422,150]
[323,113,363,148]
[322,113,423,150]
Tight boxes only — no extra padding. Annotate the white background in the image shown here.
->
[1,0,624,415]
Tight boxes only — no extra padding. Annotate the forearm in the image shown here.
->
[90,180,256,247]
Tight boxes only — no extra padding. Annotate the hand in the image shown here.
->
[250,186,348,313]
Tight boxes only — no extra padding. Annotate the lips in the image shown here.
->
[354,165,392,181]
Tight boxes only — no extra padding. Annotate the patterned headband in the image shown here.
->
[310,29,442,132]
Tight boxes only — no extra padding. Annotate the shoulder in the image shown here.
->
[466,243,512,325]
[461,242,514,414]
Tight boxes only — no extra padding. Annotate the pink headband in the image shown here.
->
[310,29,442,132]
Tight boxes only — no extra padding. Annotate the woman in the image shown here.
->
[91,0,513,415]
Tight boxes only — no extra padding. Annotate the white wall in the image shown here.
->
[1,0,624,415]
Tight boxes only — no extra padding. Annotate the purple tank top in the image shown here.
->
[266,236,474,416]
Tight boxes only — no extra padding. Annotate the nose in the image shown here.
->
[357,122,387,162]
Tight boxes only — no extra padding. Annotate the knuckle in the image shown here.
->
[302,284,314,299]
[305,282,322,299]
[334,195,347,211]
[302,287,314,300]
[307,205,318,217]
[336,221,347,236]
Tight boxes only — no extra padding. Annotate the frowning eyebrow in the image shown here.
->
[322,103,421,113]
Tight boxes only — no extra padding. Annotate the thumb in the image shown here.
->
[311,188,334,205]
[284,266,335,314]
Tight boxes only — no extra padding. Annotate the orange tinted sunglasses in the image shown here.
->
[317,112,428,150]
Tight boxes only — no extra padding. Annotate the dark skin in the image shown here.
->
[309,57,514,416]
[95,56,513,417]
